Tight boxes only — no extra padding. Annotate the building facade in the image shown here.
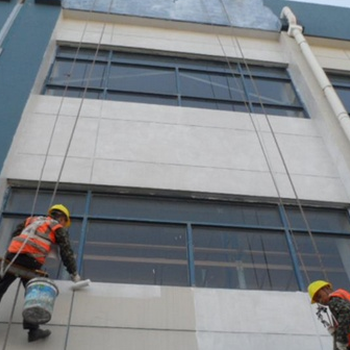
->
[1,0,350,349]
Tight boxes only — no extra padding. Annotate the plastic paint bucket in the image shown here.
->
[22,277,59,325]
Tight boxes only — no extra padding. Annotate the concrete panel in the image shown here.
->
[92,158,278,197]
[195,331,331,350]
[66,326,199,350]
[193,288,324,335]
[95,119,268,171]
[69,283,197,330]
[273,173,349,203]
[5,95,349,203]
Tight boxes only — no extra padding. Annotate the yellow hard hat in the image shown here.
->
[48,204,71,228]
[308,280,332,304]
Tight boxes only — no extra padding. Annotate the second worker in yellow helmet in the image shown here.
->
[308,280,350,350]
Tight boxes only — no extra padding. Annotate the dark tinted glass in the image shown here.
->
[82,221,188,285]
[193,226,298,291]
[285,207,350,232]
[49,60,107,88]
[4,189,86,215]
[334,88,350,112]
[179,70,244,100]
[245,77,299,106]
[294,233,350,291]
[44,47,305,118]
[108,64,177,94]
[90,195,281,226]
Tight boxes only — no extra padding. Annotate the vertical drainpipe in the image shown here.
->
[280,6,350,144]
[0,0,25,55]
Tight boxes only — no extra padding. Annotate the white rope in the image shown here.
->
[201,0,328,285]
[1,0,107,346]
[50,0,116,205]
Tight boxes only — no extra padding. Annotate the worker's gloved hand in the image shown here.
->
[336,342,348,350]
[71,273,81,283]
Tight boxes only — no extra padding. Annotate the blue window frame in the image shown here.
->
[1,187,350,291]
[43,46,307,118]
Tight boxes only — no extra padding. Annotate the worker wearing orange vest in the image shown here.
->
[0,204,80,342]
[308,280,350,350]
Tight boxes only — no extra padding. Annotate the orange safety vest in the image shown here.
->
[329,289,350,345]
[330,289,350,302]
[8,216,61,264]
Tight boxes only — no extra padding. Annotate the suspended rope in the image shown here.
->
[1,0,111,348]
[199,0,329,287]
[33,0,104,214]
[199,3,328,347]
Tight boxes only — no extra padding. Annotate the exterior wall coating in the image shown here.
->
[0,281,333,350]
[1,2,350,350]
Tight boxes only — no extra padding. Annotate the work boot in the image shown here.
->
[28,328,51,342]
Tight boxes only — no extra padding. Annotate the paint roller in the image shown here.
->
[70,279,91,291]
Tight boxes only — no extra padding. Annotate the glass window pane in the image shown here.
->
[334,88,350,113]
[90,195,281,227]
[245,77,300,106]
[82,221,188,286]
[4,189,87,216]
[43,47,306,119]
[193,227,298,291]
[328,73,350,86]
[179,70,244,100]
[49,60,107,88]
[108,64,177,95]
[294,233,350,290]
[285,207,350,232]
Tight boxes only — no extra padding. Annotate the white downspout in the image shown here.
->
[280,6,350,143]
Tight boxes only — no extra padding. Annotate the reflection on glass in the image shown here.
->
[193,227,298,291]
[294,233,350,290]
[82,221,188,286]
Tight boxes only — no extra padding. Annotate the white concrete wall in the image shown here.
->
[4,95,348,203]
[0,281,332,350]
[2,13,350,203]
